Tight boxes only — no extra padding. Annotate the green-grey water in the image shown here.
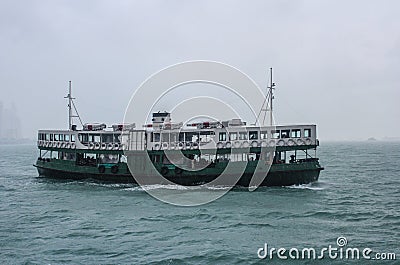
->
[0,142,399,264]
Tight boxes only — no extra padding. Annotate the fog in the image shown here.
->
[0,0,399,141]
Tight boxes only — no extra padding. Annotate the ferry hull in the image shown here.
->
[35,165,133,183]
[35,163,322,187]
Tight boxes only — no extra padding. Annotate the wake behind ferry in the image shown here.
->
[34,71,324,187]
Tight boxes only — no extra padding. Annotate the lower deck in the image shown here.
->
[35,144,323,187]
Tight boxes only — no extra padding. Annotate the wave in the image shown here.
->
[286,182,328,190]
[123,184,232,192]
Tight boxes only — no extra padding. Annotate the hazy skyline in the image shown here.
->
[0,101,22,139]
[0,0,399,141]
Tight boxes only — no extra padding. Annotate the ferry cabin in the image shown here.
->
[36,118,320,177]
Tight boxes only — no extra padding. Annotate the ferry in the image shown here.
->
[34,72,324,187]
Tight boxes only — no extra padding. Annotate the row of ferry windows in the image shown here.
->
[151,129,311,142]
[152,131,215,143]
[222,129,311,141]
[38,133,75,142]
[78,133,121,143]
[221,129,310,141]
[38,133,122,143]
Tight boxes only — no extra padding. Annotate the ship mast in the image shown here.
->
[255,68,276,126]
[67,81,73,130]
[268,68,275,126]
[65,81,83,130]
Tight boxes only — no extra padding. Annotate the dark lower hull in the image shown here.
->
[35,165,134,183]
[35,164,322,187]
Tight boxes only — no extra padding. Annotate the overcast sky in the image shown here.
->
[0,0,399,141]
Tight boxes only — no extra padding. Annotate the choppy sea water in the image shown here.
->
[0,142,399,264]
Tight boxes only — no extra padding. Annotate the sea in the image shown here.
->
[0,142,399,264]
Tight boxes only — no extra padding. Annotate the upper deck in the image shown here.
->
[37,118,319,152]
[141,123,318,151]
[37,127,126,151]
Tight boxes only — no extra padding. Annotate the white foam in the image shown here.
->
[122,184,232,192]
[287,183,326,190]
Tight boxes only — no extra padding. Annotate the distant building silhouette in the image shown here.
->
[0,102,22,140]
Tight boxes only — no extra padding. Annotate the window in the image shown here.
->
[154,133,160,142]
[271,130,280,139]
[219,132,226,141]
[249,131,258,140]
[88,134,100,143]
[59,134,64,141]
[102,134,113,143]
[46,134,50,141]
[67,152,76,160]
[248,153,257,161]
[179,132,184,142]
[161,133,169,142]
[79,133,89,143]
[51,151,58,159]
[229,132,237,141]
[304,129,311,138]
[54,134,59,141]
[231,154,239,162]
[281,130,290,138]
[65,134,70,141]
[185,132,199,142]
[291,129,301,138]
[113,134,121,143]
[239,132,247,140]
[200,131,212,142]
[99,154,118,164]
[260,131,268,139]
[170,133,178,142]
[50,134,54,141]
[71,134,75,142]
